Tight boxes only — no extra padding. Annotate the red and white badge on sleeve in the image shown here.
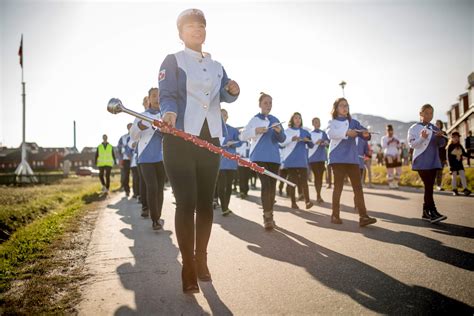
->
[158,69,166,82]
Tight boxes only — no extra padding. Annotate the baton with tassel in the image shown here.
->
[107,98,296,187]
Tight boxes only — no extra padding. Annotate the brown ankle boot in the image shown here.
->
[195,253,212,282]
[182,260,199,294]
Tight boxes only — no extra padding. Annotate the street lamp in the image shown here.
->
[339,80,346,97]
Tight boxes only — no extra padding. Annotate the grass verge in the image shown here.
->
[369,165,474,190]
[0,177,119,314]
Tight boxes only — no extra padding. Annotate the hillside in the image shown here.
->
[352,113,418,145]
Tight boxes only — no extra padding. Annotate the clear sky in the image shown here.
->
[1,0,473,150]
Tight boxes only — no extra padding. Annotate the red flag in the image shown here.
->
[18,35,23,68]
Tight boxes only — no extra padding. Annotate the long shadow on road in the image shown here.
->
[272,203,474,271]
[214,212,473,314]
[103,198,231,315]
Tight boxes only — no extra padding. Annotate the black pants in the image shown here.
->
[139,162,165,221]
[288,168,310,204]
[121,159,131,194]
[250,170,257,186]
[99,166,112,189]
[417,169,437,208]
[163,122,220,265]
[279,169,302,196]
[131,166,140,197]
[217,170,236,211]
[435,162,445,187]
[238,166,250,194]
[326,164,333,186]
[278,169,289,194]
[138,163,148,211]
[331,164,367,217]
[310,161,326,199]
[255,162,280,214]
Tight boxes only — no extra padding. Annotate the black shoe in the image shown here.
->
[141,209,149,218]
[195,253,212,282]
[132,195,137,199]
[291,203,299,209]
[453,189,459,196]
[263,212,275,230]
[430,207,447,223]
[316,197,324,204]
[422,208,432,222]
[331,215,343,224]
[182,262,199,294]
[278,189,283,196]
[152,219,163,230]
[359,215,377,227]
[222,209,231,216]
[463,188,471,196]
[125,191,130,197]
[305,202,314,209]
[240,193,248,199]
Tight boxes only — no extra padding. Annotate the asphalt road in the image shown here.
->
[78,183,474,315]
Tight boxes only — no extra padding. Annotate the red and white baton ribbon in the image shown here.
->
[107,98,296,187]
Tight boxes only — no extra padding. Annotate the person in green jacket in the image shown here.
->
[95,134,116,193]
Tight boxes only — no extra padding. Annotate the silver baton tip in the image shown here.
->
[107,98,124,114]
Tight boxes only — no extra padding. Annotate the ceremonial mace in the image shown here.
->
[107,98,296,187]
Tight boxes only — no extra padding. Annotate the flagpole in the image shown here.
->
[15,34,36,183]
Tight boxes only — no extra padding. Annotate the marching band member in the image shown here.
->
[117,123,133,197]
[159,8,240,294]
[381,124,402,189]
[217,109,242,215]
[281,112,314,209]
[407,104,447,223]
[236,139,251,199]
[435,120,448,191]
[447,131,471,196]
[356,136,370,181]
[308,117,329,204]
[240,92,286,230]
[129,140,140,199]
[137,96,150,212]
[130,87,166,230]
[327,98,377,227]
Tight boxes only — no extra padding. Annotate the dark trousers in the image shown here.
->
[138,163,148,211]
[331,164,367,217]
[310,161,326,199]
[435,162,446,187]
[255,162,280,214]
[217,170,236,211]
[99,166,112,189]
[139,162,165,221]
[163,122,220,264]
[288,168,310,204]
[278,169,289,195]
[121,159,131,194]
[131,166,139,197]
[326,164,333,185]
[250,170,257,187]
[279,169,302,196]
[417,169,437,208]
[238,166,250,194]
